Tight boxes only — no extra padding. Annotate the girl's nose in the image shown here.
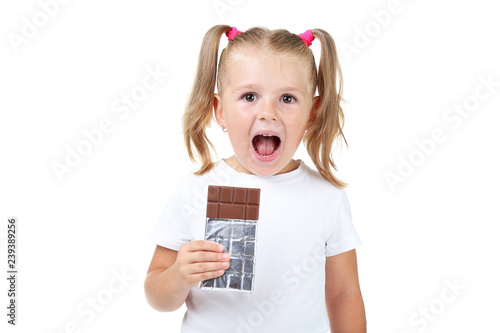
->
[257,99,278,121]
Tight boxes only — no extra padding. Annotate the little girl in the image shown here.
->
[145,25,366,332]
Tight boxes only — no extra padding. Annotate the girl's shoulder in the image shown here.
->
[300,161,346,195]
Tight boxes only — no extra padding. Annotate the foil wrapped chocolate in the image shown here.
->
[201,185,260,292]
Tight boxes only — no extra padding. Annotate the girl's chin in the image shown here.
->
[229,157,282,177]
[227,151,293,177]
[247,156,297,177]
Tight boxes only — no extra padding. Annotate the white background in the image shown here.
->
[1,0,499,332]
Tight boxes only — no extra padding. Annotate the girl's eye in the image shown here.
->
[243,93,257,102]
[281,95,296,103]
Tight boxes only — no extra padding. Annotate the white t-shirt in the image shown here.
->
[149,159,362,333]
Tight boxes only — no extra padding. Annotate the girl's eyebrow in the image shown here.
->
[279,87,305,96]
[233,84,305,96]
[233,83,259,92]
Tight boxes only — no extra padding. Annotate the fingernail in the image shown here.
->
[217,245,224,252]
[221,261,229,268]
[222,253,230,260]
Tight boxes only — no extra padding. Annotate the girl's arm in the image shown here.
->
[144,241,230,312]
[325,249,366,332]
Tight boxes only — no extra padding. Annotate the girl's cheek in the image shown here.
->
[235,109,256,122]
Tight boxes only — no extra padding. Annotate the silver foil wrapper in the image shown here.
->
[201,218,257,291]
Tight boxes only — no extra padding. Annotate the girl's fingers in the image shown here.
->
[176,240,231,284]
[190,268,226,282]
[184,240,225,253]
[189,259,230,275]
[180,240,230,264]
[190,251,230,264]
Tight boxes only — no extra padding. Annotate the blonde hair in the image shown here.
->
[183,25,347,188]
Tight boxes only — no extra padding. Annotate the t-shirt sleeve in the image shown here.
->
[325,190,362,257]
[148,178,191,251]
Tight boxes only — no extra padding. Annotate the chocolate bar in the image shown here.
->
[201,185,260,292]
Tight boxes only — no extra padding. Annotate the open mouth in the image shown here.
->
[252,134,281,157]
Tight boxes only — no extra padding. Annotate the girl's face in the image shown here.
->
[214,48,316,177]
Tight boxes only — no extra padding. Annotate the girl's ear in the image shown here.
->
[213,93,225,127]
[309,96,320,122]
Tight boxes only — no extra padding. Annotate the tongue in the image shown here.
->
[254,135,278,156]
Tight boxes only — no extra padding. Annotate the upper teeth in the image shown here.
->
[262,134,274,137]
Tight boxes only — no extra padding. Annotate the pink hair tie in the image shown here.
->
[299,29,314,47]
[226,26,241,41]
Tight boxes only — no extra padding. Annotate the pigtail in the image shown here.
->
[183,25,232,174]
[304,29,347,188]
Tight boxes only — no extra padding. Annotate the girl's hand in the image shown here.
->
[172,240,230,289]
